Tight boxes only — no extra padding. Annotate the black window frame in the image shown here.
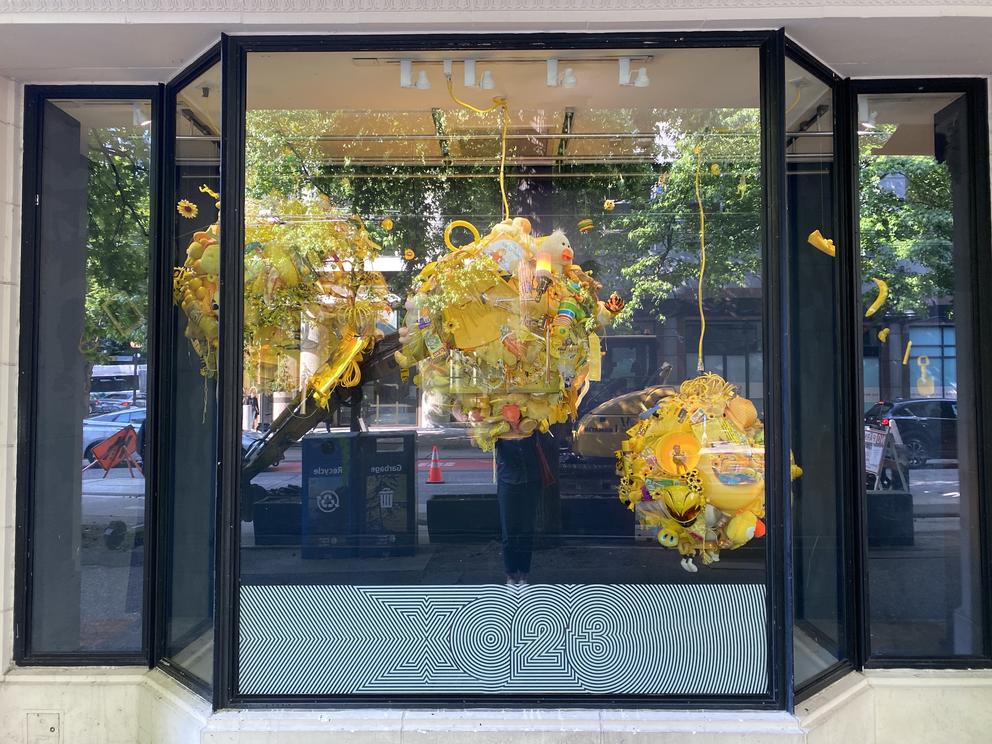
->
[153,43,223,700]
[215,29,795,712]
[14,83,164,666]
[781,39,864,703]
[846,78,992,671]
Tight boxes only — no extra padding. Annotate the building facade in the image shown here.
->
[1,3,992,743]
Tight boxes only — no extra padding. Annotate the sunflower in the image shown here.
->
[403,248,416,261]
[177,200,198,220]
[381,218,394,231]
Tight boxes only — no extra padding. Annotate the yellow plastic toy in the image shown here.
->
[617,372,800,571]
[396,217,622,451]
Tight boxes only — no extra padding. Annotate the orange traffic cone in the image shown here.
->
[427,446,444,484]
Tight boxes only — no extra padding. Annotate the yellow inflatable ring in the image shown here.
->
[697,453,764,512]
[654,432,701,476]
[443,220,482,252]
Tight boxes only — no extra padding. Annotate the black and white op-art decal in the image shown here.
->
[239,584,767,696]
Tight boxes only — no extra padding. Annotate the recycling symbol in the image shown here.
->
[317,490,340,513]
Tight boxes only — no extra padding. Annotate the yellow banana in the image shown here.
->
[865,277,888,318]
[807,230,836,258]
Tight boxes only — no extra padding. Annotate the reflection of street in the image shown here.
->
[82,469,145,527]
[249,433,500,517]
[869,464,970,656]
[905,466,960,516]
[80,468,144,651]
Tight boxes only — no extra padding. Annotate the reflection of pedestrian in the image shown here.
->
[244,392,260,430]
[136,419,146,475]
[495,431,556,585]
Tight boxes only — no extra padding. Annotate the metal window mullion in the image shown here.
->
[759,30,794,712]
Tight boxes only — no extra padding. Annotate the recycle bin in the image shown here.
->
[301,432,359,558]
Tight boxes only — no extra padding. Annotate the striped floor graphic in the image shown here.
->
[239,583,767,696]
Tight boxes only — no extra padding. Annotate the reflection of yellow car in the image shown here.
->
[572,384,676,459]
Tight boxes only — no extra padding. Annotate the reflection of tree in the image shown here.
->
[562,109,762,328]
[858,154,952,316]
[245,107,762,327]
[83,127,150,362]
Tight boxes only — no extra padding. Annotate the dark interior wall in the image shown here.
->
[787,161,843,651]
[163,170,220,662]
[31,102,87,652]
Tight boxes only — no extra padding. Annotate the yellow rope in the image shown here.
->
[785,84,802,115]
[693,145,707,373]
[445,76,510,221]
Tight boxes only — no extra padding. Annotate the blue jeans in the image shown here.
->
[495,433,554,575]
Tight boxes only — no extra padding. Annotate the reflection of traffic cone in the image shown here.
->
[427,446,444,484]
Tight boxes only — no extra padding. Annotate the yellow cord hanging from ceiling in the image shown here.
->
[445,75,510,222]
[693,145,707,373]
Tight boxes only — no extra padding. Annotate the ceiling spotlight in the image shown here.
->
[480,70,495,90]
[561,68,577,89]
[400,58,414,88]
[415,70,431,90]
[546,58,559,87]
[618,57,632,86]
[633,67,650,88]
[464,58,477,88]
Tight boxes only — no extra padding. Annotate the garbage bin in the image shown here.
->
[358,432,417,557]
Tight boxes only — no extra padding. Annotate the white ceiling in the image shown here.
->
[0,17,989,84]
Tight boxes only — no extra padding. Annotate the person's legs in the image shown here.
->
[495,437,540,581]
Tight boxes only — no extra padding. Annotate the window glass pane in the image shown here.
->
[748,351,764,414]
[236,47,768,699]
[908,327,941,345]
[858,91,982,657]
[784,60,847,687]
[863,357,881,411]
[28,98,151,654]
[161,62,221,685]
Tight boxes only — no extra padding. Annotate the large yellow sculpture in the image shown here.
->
[395,216,622,451]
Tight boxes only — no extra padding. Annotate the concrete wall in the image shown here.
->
[0,73,21,679]
[1,666,991,743]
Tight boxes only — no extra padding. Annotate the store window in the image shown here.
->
[224,43,777,700]
[783,54,851,690]
[18,93,154,657]
[160,60,222,687]
[857,89,985,658]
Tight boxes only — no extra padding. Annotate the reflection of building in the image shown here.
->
[5,18,992,744]
[658,290,765,412]
[864,308,956,408]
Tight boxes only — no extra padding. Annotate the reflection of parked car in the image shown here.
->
[572,384,676,460]
[83,409,277,467]
[89,391,145,415]
[865,398,957,467]
[82,408,147,462]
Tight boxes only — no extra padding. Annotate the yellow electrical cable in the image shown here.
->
[693,145,707,373]
[445,76,510,221]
